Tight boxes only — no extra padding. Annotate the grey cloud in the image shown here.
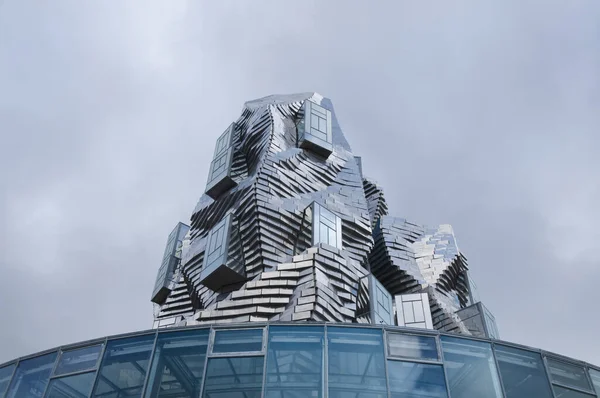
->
[0,0,599,365]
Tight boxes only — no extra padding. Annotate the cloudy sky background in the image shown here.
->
[1,1,599,365]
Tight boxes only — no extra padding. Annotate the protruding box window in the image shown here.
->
[214,123,235,158]
[205,124,237,199]
[395,293,433,330]
[455,302,500,339]
[297,101,333,157]
[205,147,236,199]
[312,202,342,249]
[374,278,393,325]
[200,214,245,291]
[357,274,393,325]
[151,222,190,304]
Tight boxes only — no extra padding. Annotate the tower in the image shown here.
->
[151,92,498,338]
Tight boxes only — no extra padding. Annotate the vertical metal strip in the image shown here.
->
[582,365,596,396]
[40,348,62,398]
[586,366,599,397]
[490,343,507,398]
[87,337,109,398]
[197,325,214,398]
[260,325,269,398]
[323,325,328,398]
[2,359,20,398]
[541,355,559,398]
[438,335,453,398]
[382,328,392,398]
[139,330,160,398]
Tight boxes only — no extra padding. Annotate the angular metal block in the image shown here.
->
[297,100,333,158]
[205,147,236,199]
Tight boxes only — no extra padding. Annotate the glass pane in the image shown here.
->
[0,364,16,397]
[144,329,210,398]
[588,368,600,396]
[91,334,155,398]
[553,385,596,398]
[202,356,264,398]
[547,358,593,392]
[387,333,438,361]
[212,329,263,353]
[264,326,324,398]
[327,327,387,398]
[55,344,103,376]
[441,336,503,398]
[45,372,96,398]
[494,345,553,398]
[387,360,448,398]
[5,352,57,398]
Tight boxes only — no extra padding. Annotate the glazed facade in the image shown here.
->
[1,323,600,398]
[6,93,597,397]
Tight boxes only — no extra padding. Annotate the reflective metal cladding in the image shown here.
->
[150,92,498,339]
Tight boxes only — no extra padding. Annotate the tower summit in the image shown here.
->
[151,92,498,338]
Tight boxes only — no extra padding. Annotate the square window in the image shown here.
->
[388,333,438,361]
[203,356,264,398]
[54,344,103,376]
[212,329,264,354]
[546,358,593,393]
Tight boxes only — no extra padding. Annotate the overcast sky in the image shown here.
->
[0,1,599,366]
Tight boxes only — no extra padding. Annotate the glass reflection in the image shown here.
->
[546,358,593,393]
[91,334,155,398]
[202,356,264,398]
[55,344,103,376]
[0,364,16,397]
[327,327,387,398]
[264,326,324,398]
[441,336,503,398]
[144,329,209,398]
[588,368,600,396]
[5,352,57,398]
[387,333,438,361]
[552,385,596,398]
[45,372,96,398]
[494,345,553,398]
[212,329,263,353]
[387,360,448,398]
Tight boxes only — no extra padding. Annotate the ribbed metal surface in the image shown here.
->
[151,92,495,337]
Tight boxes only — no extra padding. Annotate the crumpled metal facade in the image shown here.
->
[151,92,497,338]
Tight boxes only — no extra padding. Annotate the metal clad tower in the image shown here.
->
[151,92,498,338]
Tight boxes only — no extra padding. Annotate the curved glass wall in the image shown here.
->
[0,323,599,398]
